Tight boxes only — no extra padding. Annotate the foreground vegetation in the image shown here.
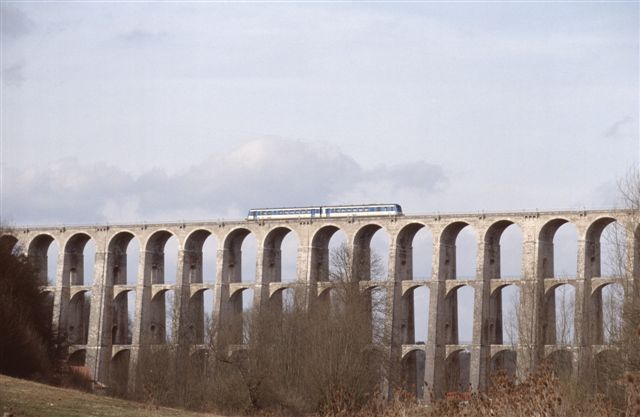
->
[0,374,223,417]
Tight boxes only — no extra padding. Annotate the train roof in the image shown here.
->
[248,203,401,211]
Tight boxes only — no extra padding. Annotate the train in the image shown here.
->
[246,203,403,220]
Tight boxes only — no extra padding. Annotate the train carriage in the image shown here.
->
[246,203,402,220]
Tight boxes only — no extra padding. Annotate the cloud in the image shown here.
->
[603,115,635,140]
[0,4,33,39]
[118,30,168,45]
[2,138,447,225]
[1,60,25,86]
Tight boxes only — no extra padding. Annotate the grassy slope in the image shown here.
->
[0,374,222,417]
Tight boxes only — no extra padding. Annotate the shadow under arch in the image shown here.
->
[401,348,426,400]
[144,230,176,285]
[593,349,624,397]
[109,349,130,396]
[68,290,91,345]
[445,349,471,393]
[543,282,576,345]
[396,222,433,281]
[107,231,137,285]
[309,224,342,284]
[0,234,18,254]
[262,226,299,284]
[489,349,517,382]
[352,223,389,282]
[439,221,477,280]
[68,348,87,366]
[183,229,217,284]
[545,349,574,381]
[27,233,57,285]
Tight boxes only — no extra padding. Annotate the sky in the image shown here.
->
[1,2,638,343]
[1,1,638,225]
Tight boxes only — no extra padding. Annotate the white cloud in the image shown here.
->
[2,138,446,225]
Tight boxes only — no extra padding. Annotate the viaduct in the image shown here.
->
[1,208,637,398]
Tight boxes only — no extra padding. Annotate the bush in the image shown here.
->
[0,234,55,378]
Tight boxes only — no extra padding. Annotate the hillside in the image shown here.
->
[0,374,222,417]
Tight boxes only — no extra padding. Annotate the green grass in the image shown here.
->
[0,374,223,417]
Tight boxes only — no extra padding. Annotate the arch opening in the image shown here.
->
[595,282,624,345]
[540,220,578,279]
[544,284,575,345]
[68,291,91,345]
[222,228,257,284]
[144,231,177,285]
[149,289,175,344]
[112,291,135,345]
[401,349,426,400]
[28,234,58,286]
[108,232,139,286]
[413,286,430,344]
[489,350,517,382]
[445,350,471,393]
[68,349,86,366]
[328,229,348,281]
[109,349,130,397]
[188,288,214,345]
[439,222,477,280]
[499,285,521,345]
[64,233,95,286]
[599,220,626,278]
[593,350,624,399]
[546,349,573,381]
[484,221,523,280]
[456,286,475,344]
[184,230,217,284]
[443,285,475,345]
[262,227,299,284]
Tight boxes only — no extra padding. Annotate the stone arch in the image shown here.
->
[489,282,521,344]
[439,221,477,280]
[68,290,91,345]
[222,227,256,284]
[107,231,138,285]
[352,223,390,282]
[396,222,433,281]
[543,283,576,345]
[591,281,625,344]
[112,290,134,345]
[110,349,130,396]
[183,229,217,284]
[538,218,577,279]
[149,288,175,344]
[310,224,343,284]
[262,226,299,284]
[593,349,624,397]
[445,349,471,393]
[444,284,475,345]
[68,348,87,366]
[483,220,523,280]
[28,233,58,285]
[545,349,574,381]
[585,217,618,278]
[401,348,426,399]
[144,230,176,285]
[64,233,95,286]
[187,288,214,345]
[224,287,253,344]
[0,234,18,254]
[489,349,517,382]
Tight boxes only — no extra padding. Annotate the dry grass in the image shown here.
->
[0,374,223,417]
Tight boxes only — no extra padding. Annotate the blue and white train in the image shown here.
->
[246,203,403,220]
